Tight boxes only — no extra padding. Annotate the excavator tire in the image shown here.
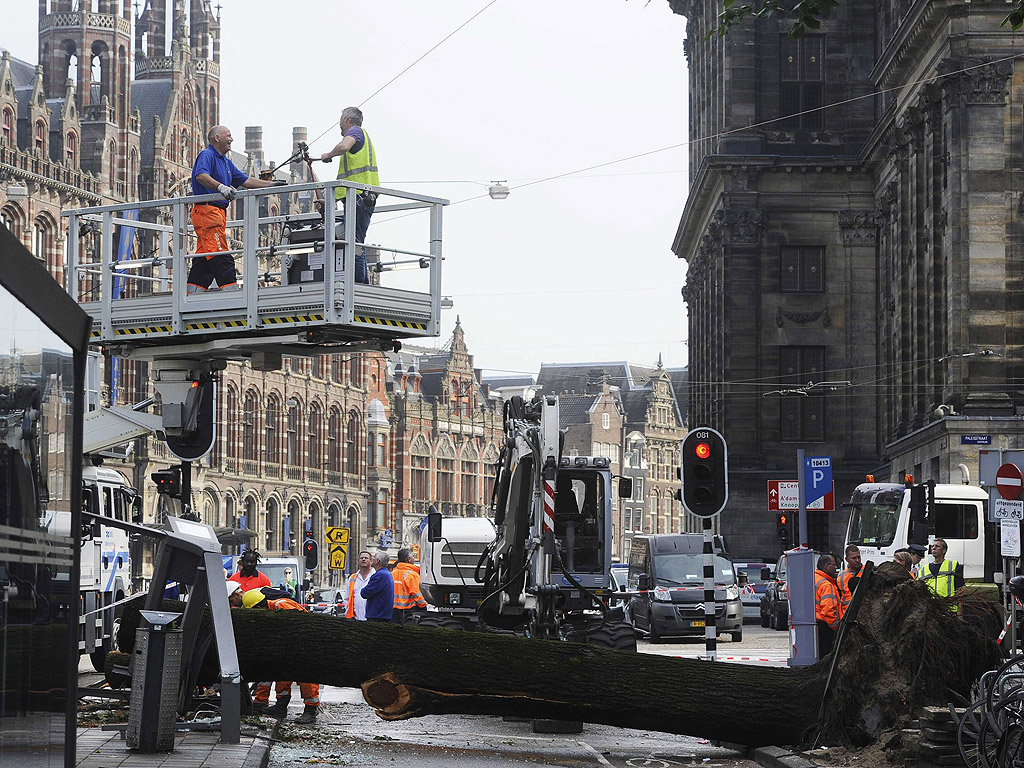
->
[585,620,638,652]
[415,615,466,631]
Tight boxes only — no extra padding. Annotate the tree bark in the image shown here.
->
[113,564,1002,749]
[117,603,821,746]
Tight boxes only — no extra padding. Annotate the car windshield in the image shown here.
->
[655,554,733,586]
[848,502,900,546]
[736,566,768,584]
[311,590,336,602]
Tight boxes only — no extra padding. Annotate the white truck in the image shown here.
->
[418,516,497,629]
[43,404,161,671]
[844,480,997,586]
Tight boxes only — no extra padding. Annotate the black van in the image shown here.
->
[626,534,743,643]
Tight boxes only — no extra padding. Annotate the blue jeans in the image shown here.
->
[334,194,376,284]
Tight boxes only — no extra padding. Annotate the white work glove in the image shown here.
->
[217,183,236,201]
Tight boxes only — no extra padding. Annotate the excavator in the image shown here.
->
[421,395,636,651]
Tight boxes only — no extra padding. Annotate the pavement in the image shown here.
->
[75,726,273,768]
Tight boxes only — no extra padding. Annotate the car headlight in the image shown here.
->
[653,586,672,602]
[725,585,740,601]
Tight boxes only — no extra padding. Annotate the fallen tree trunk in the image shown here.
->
[113,563,1001,748]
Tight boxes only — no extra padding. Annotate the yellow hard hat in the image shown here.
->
[241,589,267,609]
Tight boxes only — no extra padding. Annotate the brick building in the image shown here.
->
[537,359,689,559]
[670,0,1024,559]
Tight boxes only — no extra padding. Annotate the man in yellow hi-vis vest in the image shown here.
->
[918,537,964,609]
[320,106,379,284]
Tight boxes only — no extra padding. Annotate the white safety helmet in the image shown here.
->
[226,580,242,597]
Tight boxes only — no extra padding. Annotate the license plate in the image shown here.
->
[689,620,705,628]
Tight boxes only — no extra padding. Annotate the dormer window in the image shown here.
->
[65,132,77,166]
[34,120,46,153]
[1,108,12,144]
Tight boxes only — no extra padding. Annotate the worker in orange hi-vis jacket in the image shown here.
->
[391,547,427,624]
[242,589,320,724]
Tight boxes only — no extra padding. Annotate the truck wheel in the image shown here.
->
[90,638,110,673]
[773,606,786,631]
[648,623,662,645]
[586,621,637,652]
[416,616,465,631]
[731,628,743,643]
[759,606,770,628]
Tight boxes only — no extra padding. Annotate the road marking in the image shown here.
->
[578,739,615,766]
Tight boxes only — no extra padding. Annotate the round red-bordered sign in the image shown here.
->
[996,463,1023,500]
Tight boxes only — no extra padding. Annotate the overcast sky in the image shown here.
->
[6,0,690,378]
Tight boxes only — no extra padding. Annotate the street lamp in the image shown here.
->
[488,181,510,200]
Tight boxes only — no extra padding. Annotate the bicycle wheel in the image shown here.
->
[958,700,1001,768]
[988,654,1024,719]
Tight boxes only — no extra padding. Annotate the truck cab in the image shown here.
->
[844,482,990,581]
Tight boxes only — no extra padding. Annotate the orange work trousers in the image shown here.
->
[186,204,236,290]
[254,680,320,706]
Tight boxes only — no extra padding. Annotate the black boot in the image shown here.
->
[263,696,290,719]
[251,701,267,715]
[295,705,318,724]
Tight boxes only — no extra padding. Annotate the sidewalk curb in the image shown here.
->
[241,719,282,768]
[750,745,819,768]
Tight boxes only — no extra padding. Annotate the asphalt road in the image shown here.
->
[267,623,790,767]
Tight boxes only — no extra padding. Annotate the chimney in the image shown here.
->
[244,126,264,170]
[291,126,308,181]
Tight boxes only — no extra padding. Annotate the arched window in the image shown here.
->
[1,108,13,144]
[65,131,77,166]
[345,410,360,474]
[35,120,46,153]
[327,406,342,473]
[266,395,281,463]
[265,497,278,552]
[1,203,24,239]
[129,148,138,196]
[286,398,301,467]
[225,386,238,460]
[308,403,323,472]
[108,140,117,186]
[350,353,362,387]
[242,391,259,460]
[32,216,55,276]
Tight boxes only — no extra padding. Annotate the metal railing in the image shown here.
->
[63,177,448,340]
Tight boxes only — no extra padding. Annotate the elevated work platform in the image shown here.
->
[63,178,447,363]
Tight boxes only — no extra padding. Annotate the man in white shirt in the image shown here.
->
[345,551,375,620]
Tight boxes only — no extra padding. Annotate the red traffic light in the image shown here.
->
[778,514,788,526]
[694,442,711,460]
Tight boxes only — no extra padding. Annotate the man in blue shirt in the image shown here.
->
[187,125,282,293]
[360,550,394,622]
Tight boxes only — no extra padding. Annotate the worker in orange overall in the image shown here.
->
[836,544,862,614]
[814,554,842,657]
[241,589,320,724]
[391,547,427,624]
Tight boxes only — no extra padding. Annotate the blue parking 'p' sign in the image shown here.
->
[804,456,832,508]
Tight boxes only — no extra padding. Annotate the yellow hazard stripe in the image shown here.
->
[90,330,101,338]
[263,313,324,325]
[186,320,247,330]
[354,315,426,331]
[113,325,172,336]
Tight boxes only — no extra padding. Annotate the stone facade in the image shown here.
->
[671,0,1024,560]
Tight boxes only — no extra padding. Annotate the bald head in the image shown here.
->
[207,125,233,154]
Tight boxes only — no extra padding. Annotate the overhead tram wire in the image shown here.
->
[373,51,1024,225]
[301,0,501,151]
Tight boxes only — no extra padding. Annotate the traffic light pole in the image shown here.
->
[796,448,807,548]
[180,460,195,521]
[702,516,716,662]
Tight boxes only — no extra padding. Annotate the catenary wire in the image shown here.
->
[303,0,500,150]
[373,51,1024,225]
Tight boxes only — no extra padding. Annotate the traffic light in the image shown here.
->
[151,468,181,497]
[679,428,728,517]
[777,513,791,548]
[303,537,319,571]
